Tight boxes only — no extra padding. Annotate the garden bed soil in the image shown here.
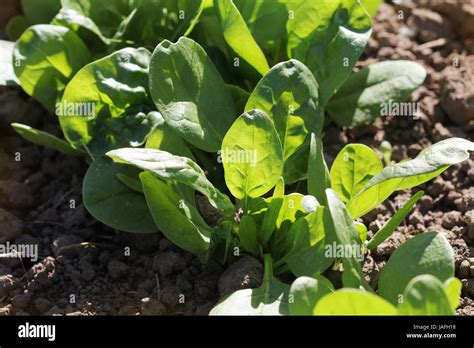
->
[0,0,473,315]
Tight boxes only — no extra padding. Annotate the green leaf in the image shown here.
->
[140,171,212,257]
[258,177,284,246]
[83,157,157,233]
[210,254,289,315]
[118,0,204,47]
[58,47,151,155]
[289,276,333,316]
[215,0,269,79]
[107,148,234,216]
[287,0,372,105]
[55,0,130,40]
[354,221,368,244]
[245,59,323,183]
[330,144,383,203]
[398,275,454,315]
[285,207,334,277]
[13,24,91,111]
[308,133,330,205]
[221,109,283,200]
[6,16,29,41]
[226,83,250,115]
[0,40,19,86]
[360,0,382,17]
[378,231,454,305]
[327,61,427,127]
[326,189,371,291]
[149,37,236,152]
[443,277,462,312]
[239,216,259,256]
[347,138,474,218]
[11,123,83,156]
[366,191,423,249]
[314,289,397,315]
[116,172,143,193]
[22,0,61,25]
[145,115,195,161]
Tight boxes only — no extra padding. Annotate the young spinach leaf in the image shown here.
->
[107,148,234,216]
[347,138,474,218]
[314,289,397,315]
[140,171,212,257]
[245,59,323,183]
[11,123,84,156]
[327,60,426,127]
[58,47,151,155]
[378,231,454,305]
[239,215,259,256]
[307,133,330,205]
[215,0,270,80]
[287,0,372,105]
[398,275,453,315]
[149,37,236,152]
[289,276,333,315]
[221,109,283,200]
[83,157,157,233]
[13,24,91,111]
[443,277,462,312]
[330,143,383,203]
[366,190,423,249]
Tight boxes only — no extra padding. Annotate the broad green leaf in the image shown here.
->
[140,172,212,257]
[315,289,397,315]
[287,0,372,105]
[443,277,462,312]
[145,115,195,161]
[347,138,474,218]
[285,208,334,277]
[56,0,130,40]
[211,219,234,265]
[308,133,330,205]
[13,25,91,111]
[6,16,29,41]
[210,254,289,315]
[221,109,283,200]
[245,59,323,183]
[119,0,204,47]
[239,216,259,256]
[83,157,157,233]
[326,189,371,291]
[234,0,289,48]
[0,40,19,86]
[11,123,83,156]
[149,37,236,152]
[360,0,382,17]
[215,0,270,79]
[330,144,383,203]
[289,276,333,316]
[327,61,426,127]
[58,48,151,155]
[398,275,453,315]
[107,148,234,216]
[366,191,423,249]
[22,0,61,25]
[378,231,454,305]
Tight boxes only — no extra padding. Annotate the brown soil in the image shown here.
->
[0,0,473,315]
